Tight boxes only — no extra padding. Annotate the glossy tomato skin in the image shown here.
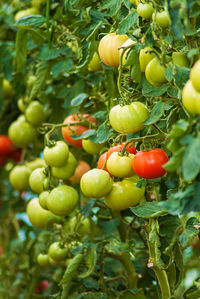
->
[98,33,129,67]
[27,198,58,228]
[26,158,46,171]
[48,242,68,262]
[182,80,200,115]
[133,149,169,179]
[107,152,134,178]
[9,165,31,191]
[82,139,106,155]
[80,168,113,198]
[62,114,96,148]
[69,160,91,184]
[43,141,69,167]
[190,59,200,92]
[25,101,45,126]
[29,168,47,193]
[46,185,78,216]
[37,253,50,267]
[145,57,167,86]
[109,102,149,134]
[104,176,145,211]
[137,3,154,19]
[88,52,102,71]
[8,120,36,148]
[139,47,156,72]
[97,151,112,176]
[0,135,14,155]
[51,152,77,180]
[39,191,50,210]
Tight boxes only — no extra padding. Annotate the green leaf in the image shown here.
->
[83,278,99,290]
[169,119,189,138]
[174,66,190,89]
[14,15,46,28]
[119,10,137,34]
[52,60,73,78]
[142,77,168,97]
[30,62,49,100]
[71,93,88,107]
[165,66,173,81]
[143,102,165,125]
[163,147,184,172]
[38,44,62,61]
[130,50,141,83]
[95,123,113,143]
[80,198,96,219]
[182,136,200,181]
[71,129,96,140]
[15,29,28,73]
[79,244,98,279]
[130,202,168,218]
[179,217,199,247]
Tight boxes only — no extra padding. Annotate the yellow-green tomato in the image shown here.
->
[27,198,57,228]
[29,168,47,193]
[145,57,167,85]
[27,75,36,90]
[88,52,102,71]
[119,38,136,65]
[26,158,47,171]
[80,168,113,198]
[39,191,50,209]
[139,47,156,72]
[104,176,145,211]
[8,120,36,148]
[107,152,134,178]
[43,141,69,167]
[9,165,31,191]
[51,152,77,180]
[15,7,39,21]
[31,0,46,8]
[137,3,154,19]
[172,52,189,67]
[25,101,45,126]
[154,10,171,28]
[48,242,68,262]
[182,80,200,115]
[63,216,92,237]
[190,59,200,92]
[3,79,13,97]
[82,139,106,155]
[109,102,149,134]
[17,99,25,113]
[98,33,129,67]
[46,185,78,216]
[37,253,50,267]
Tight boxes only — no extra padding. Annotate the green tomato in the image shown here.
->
[37,253,50,267]
[3,79,13,97]
[154,11,171,28]
[82,139,106,155]
[43,141,69,167]
[27,75,36,90]
[63,216,92,237]
[107,152,134,178]
[9,165,31,191]
[137,3,154,19]
[145,57,167,85]
[29,168,47,193]
[182,80,200,115]
[46,185,78,216]
[139,47,156,72]
[172,52,189,67]
[31,0,46,8]
[15,7,39,21]
[80,168,113,198]
[104,176,145,211]
[17,98,25,113]
[8,120,36,148]
[109,102,149,134]
[51,152,77,180]
[190,59,200,92]
[88,52,102,71]
[48,242,68,262]
[26,158,47,171]
[25,101,45,126]
[27,197,58,228]
[39,191,50,209]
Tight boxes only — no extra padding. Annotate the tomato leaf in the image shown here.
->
[79,244,98,279]
[80,198,96,219]
[130,50,141,83]
[71,129,96,140]
[143,102,165,125]
[15,29,28,73]
[14,15,46,28]
[119,10,137,34]
[179,217,200,247]
[30,62,49,101]
[142,77,168,97]
[71,93,88,107]
[130,202,168,218]
[182,136,200,181]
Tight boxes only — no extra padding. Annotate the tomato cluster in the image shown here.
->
[0,135,22,166]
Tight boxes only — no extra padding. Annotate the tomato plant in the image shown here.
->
[48,242,68,262]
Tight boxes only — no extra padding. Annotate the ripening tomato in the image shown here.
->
[137,3,154,19]
[9,165,31,191]
[139,47,156,72]
[182,80,200,115]
[46,185,78,216]
[154,10,171,28]
[48,242,68,262]
[104,176,145,211]
[15,7,39,21]
[98,33,129,67]
[69,160,91,184]
[172,52,189,67]
[27,198,58,228]
[107,152,134,178]
[25,101,46,126]
[43,141,69,167]
[80,168,113,198]
[62,114,96,148]
[107,142,136,159]
[132,148,169,179]
[190,59,200,92]
[37,253,50,267]
[145,57,167,86]
[29,168,47,193]
[35,280,49,293]
[51,152,77,180]
[88,52,102,71]
[82,139,106,155]
[0,135,14,155]
[8,120,36,148]
[97,151,111,175]
[109,102,149,134]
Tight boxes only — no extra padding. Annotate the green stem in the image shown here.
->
[46,0,51,47]
[110,210,127,242]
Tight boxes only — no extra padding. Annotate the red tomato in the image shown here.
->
[10,148,22,162]
[121,142,137,154]
[0,135,14,155]
[62,114,96,148]
[97,151,109,172]
[0,155,8,167]
[35,280,49,293]
[132,149,169,179]
[107,142,136,159]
